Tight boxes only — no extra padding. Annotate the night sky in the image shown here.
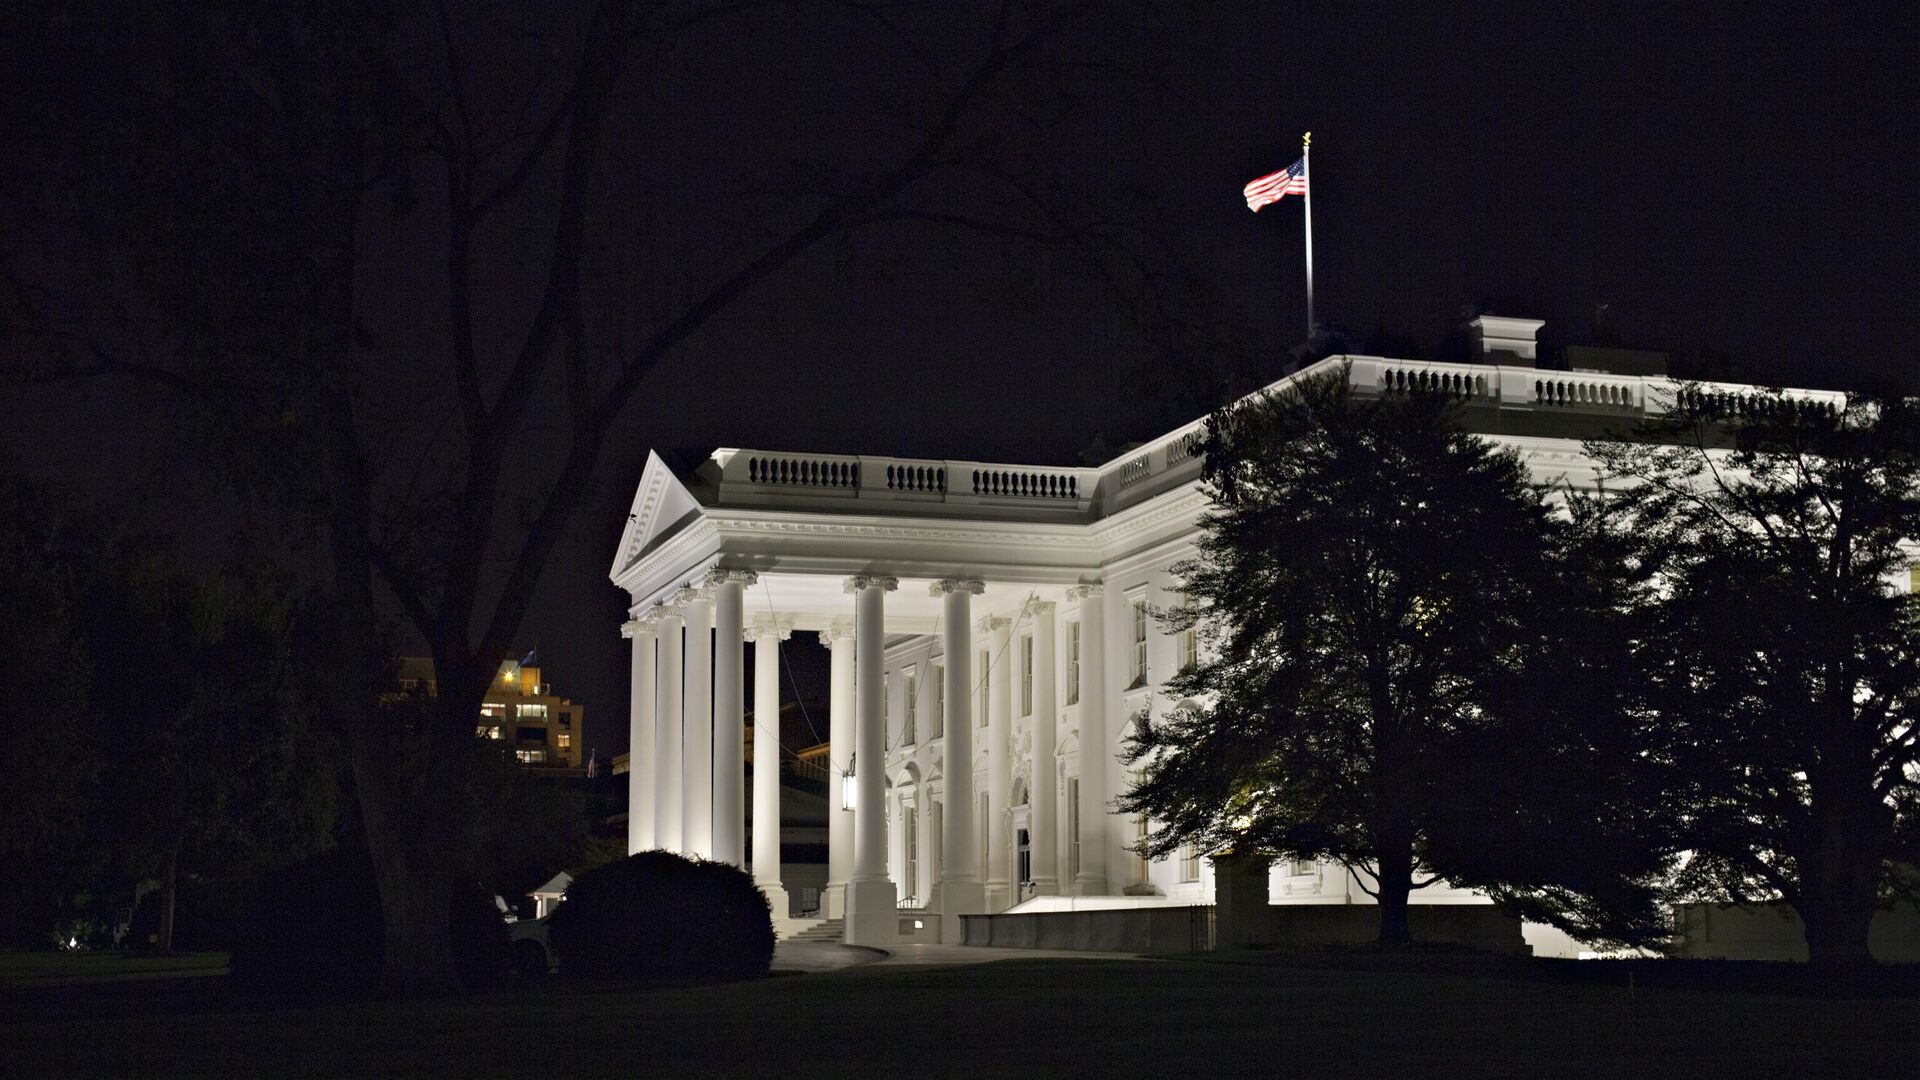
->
[6,3,1915,758]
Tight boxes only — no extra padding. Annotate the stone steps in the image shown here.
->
[781,918,845,943]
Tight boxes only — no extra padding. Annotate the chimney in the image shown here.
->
[1467,315,1545,367]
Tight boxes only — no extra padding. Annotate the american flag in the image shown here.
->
[1244,157,1306,212]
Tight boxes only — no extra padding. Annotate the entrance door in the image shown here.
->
[1016,827,1032,900]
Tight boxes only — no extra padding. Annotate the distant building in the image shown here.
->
[396,656,587,769]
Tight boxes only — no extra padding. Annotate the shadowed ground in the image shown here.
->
[1,950,1912,1078]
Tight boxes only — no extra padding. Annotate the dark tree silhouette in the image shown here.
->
[1123,369,1672,946]
[1586,386,1920,970]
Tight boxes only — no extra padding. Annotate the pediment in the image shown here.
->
[607,451,704,583]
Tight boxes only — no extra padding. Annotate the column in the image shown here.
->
[749,620,791,917]
[709,570,754,868]
[844,574,899,946]
[622,618,657,854]
[653,606,685,853]
[931,578,984,942]
[821,620,855,919]
[1026,597,1060,895]
[1070,583,1109,895]
[982,613,1013,911]
[682,590,715,858]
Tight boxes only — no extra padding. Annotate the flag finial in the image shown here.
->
[1303,131,1311,147]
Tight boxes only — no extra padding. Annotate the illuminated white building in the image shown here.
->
[609,315,1844,948]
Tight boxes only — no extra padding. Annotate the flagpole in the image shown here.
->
[1302,131,1314,336]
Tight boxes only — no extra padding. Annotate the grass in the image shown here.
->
[0,953,1913,1078]
[0,951,229,989]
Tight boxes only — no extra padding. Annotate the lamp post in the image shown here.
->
[841,753,857,811]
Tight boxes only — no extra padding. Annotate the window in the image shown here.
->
[558,711,572,728]
[475,725,502,740]
[481,703,506,718]
[1178,593,1198,672]
[904,806,919,898]
[1067,778,1081,879]
[1179,844,1201,883]
[931,801,944,876]
[978,650,991,727]
[1020,634,1034,716]
[977,791,990,880]
[518,703,548,719]
[515,749,546,764]
[930,664,945,737]
[516,726,547,743]
[1290,859,1317,876]
[556,731,571,749]
[1066,622,1081,705]
[903,673,917,745]
[1133,804,1150,884]
[1128,768,1144,880]
[1129,597,1148,688]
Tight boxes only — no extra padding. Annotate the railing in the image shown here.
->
[896,895,921,911]
[1379,365,1488,400]
[1535,376,1637,409]
[718,359,1850,521]
[744,452,860,489]
[716,449,1097,512]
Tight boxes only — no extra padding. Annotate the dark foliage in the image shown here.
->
[1122,369,1673,947]
[547,851,773,982]
[229,845,510,1000]
[1586,386,1920,968]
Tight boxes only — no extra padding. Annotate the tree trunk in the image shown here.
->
[157,840,181,953]
[1799,786,1884,973]
[1374,836,1415,945]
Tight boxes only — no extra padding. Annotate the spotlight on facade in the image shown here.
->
[841,753,856,811]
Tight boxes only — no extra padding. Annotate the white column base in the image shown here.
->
[933,880,985,946]
[985,881,1012,913]
[843,878,899,947]
[1030,876,1060,897]
[758,883,792,921]
[823,882,848,920]
[1074,873,1110,898]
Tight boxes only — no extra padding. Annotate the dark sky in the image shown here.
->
[7,2,1916,757]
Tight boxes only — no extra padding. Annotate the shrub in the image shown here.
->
[228,846,512,999]
[547,850,773,982]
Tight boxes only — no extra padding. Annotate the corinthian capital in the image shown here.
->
[706,568,760,589]
[976,614,1012,634]
[1066,582,1104,600]
[930,577,987,597]
[844,574,900,593]
[817,618,857,646]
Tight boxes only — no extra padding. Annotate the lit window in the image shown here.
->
[481,703,506,718]
[978,650,990,727]
[1179,593,1198,672]
[903,673,917,745]
[930,664,944,738]
[1129,597,1148,688]
[904,805,919,898]
[1020,634,1034,716]
[1067,778,1081,879]
[557,731,571,749]
[1066,622,1081,705]
[515,749,546,764]
[518,703,548,719]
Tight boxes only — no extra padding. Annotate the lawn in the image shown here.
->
[0,954,1911,1078]
[0,951,229,989]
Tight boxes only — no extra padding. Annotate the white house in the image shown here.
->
[608,315,1846,949]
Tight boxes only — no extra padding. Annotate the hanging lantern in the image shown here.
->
[841,753,857,811]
